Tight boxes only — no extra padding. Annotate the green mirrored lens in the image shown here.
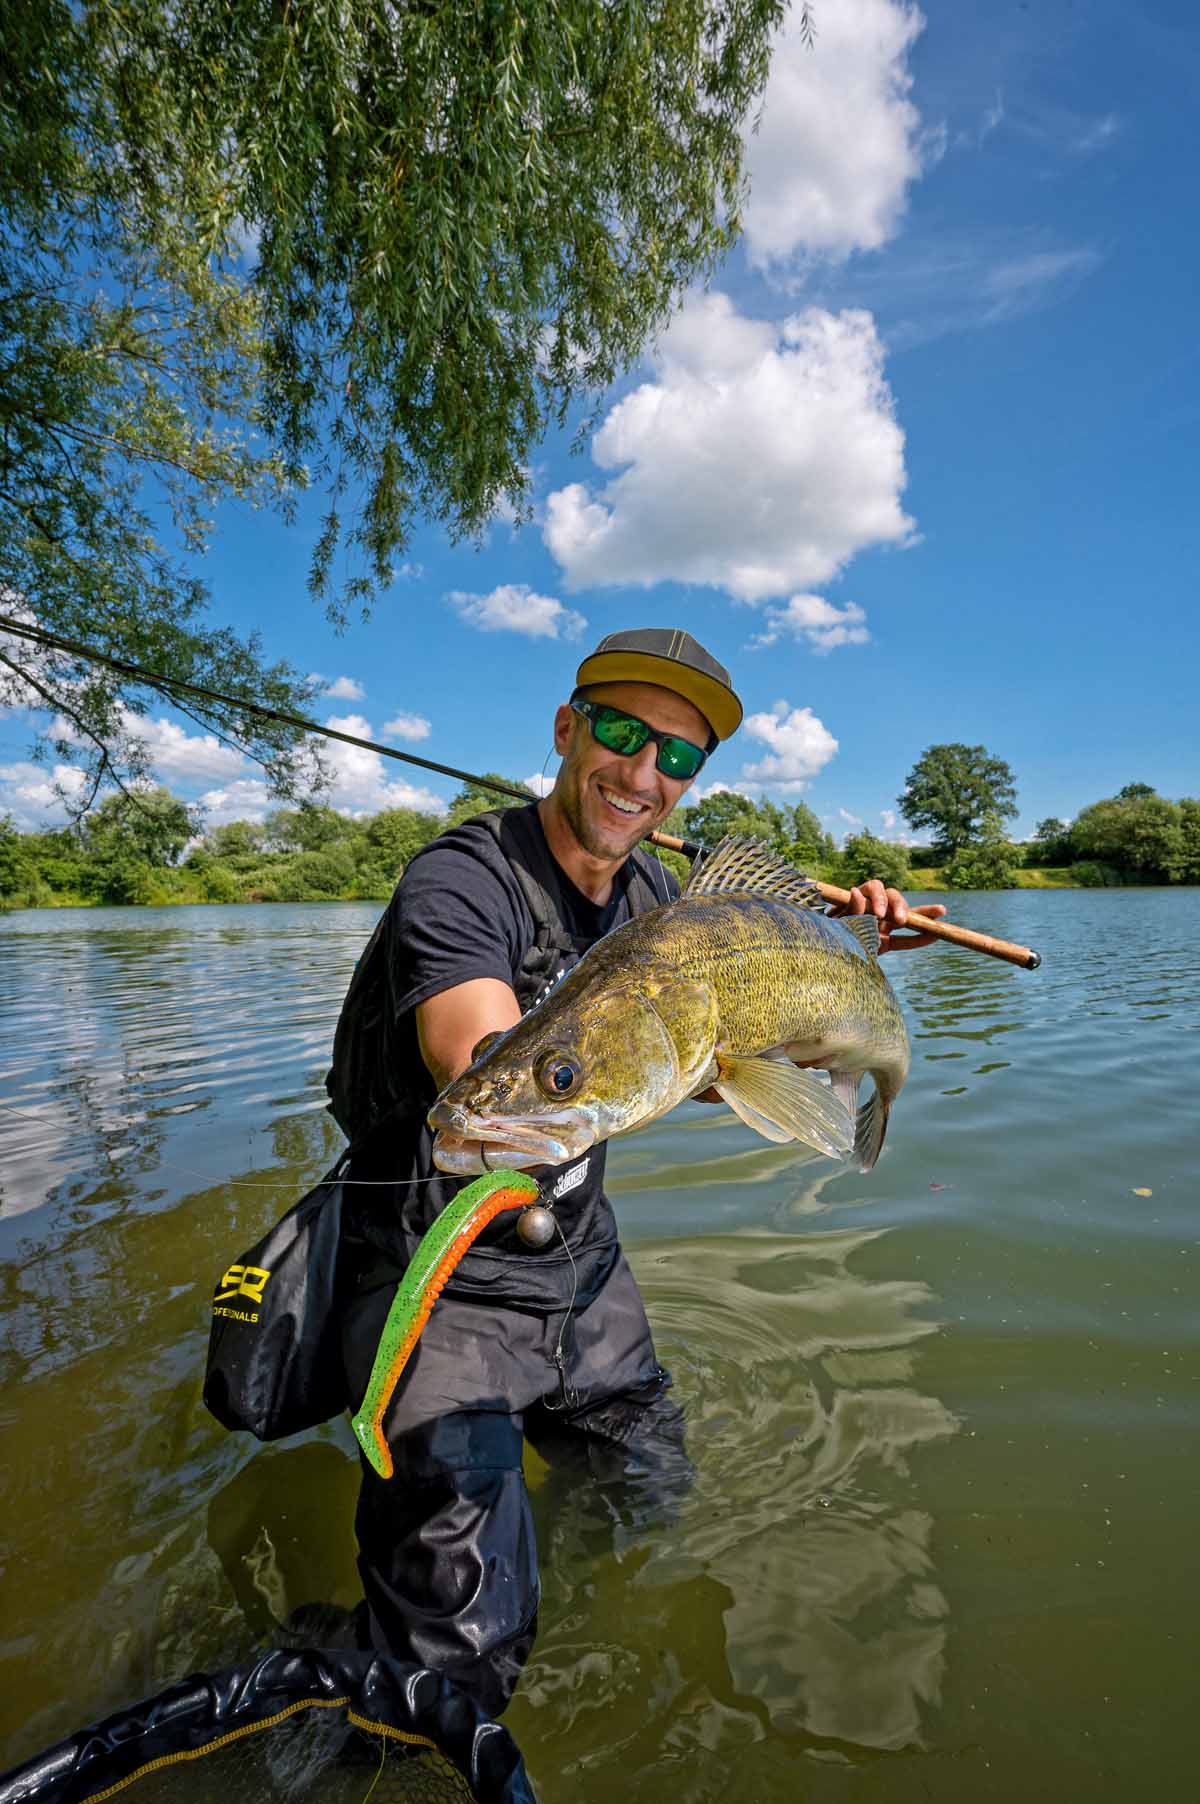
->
[659,737,704,778]
[594,709,650,755]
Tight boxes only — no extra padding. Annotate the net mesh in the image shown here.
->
[0,1652,533,1804]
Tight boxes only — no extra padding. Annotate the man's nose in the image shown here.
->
[627,738,661,786]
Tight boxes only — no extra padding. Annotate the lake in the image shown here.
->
[1,891,1196,1800]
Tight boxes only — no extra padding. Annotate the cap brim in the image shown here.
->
[574,651,743,742]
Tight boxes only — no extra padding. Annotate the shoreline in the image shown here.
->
[6,869,1189,911]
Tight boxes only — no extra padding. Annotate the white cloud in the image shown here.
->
[382,711,432,743]
[980,248,1102,323]
[739,702,839,793]
[880,808,898,832]
[750,592,871,654]
[688,779,755,802]
[322,675,366,701]
[0,761,88,829]
[742,0,929,266]
[447,583,587,641]
[1069,112,1121,155]
[523,769,556,798]
[124,713,248,782]
[544,293,912,602]
[196,777,275,826]
[839,808,864,828]
[14,701,250,787]
[317,714,447,817]
[956,88,1005,152]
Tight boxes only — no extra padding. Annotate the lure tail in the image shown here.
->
[350,1169,539,1478]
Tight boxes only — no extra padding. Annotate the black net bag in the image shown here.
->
[0,1650,534,1804]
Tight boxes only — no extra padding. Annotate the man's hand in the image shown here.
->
[829,879,947,954]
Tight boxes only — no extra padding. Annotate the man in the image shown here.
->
[331,627,943,1715]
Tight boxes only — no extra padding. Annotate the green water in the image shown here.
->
[1,893,1196,1799]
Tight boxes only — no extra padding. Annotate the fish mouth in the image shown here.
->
[428,1100,595,1173]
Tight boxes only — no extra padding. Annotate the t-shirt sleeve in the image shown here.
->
[385,839,528,1021]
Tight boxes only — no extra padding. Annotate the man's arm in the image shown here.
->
[416,978,523,1093]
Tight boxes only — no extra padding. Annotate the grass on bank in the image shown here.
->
[909,866,1078,891]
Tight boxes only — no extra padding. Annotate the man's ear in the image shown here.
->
[553,702,575,755]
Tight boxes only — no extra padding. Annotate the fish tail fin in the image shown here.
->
[854,1085,891,1172]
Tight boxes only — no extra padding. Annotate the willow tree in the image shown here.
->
[1,0,790,808]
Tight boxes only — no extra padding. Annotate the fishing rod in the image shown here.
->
[0,612,1040,968]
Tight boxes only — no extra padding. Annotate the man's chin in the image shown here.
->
[584,796,658,856]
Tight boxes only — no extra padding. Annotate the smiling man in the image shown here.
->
[329,627,939,1716]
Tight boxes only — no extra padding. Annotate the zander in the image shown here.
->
[429,835,911,1177]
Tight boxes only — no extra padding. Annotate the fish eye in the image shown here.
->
[534,1050,582,1098]
[470,1030,505,1064]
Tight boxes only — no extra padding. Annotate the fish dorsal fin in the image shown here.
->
[840,914,881,960]
[682,835,826,911]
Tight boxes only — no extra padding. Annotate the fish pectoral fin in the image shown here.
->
[715,1054,856,1158]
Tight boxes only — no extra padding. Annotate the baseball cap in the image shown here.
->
[573,627,743,743]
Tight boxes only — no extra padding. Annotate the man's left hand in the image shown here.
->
[830,880,947,954]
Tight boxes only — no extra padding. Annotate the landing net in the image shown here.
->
[0,1651,533,1804]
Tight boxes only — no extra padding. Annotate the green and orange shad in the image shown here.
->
[350,1168,539,1479]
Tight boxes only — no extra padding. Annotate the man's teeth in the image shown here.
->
[599,785,646,816]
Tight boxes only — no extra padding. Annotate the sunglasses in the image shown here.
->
[570,700,709,781]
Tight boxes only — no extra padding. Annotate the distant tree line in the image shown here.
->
[894,748,1200,888]
[2,754,1198,910]
[1026,785,1200,887]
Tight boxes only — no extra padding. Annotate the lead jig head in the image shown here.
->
[516,1204,557,1249]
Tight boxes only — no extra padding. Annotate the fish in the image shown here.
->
[428,835,911,1177]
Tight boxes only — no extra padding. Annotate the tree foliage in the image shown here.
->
[7,771,1200,913]
[840,831,911,891]
[2,0,788,808]
[1,1,319,807]
[1070,791,1184,881]
[898,744,1018,859]
[941,811,1019,891]
[443,776,534,831]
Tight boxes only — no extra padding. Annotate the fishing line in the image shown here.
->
[541,1213,581,1412]
[0,1093,462,1191]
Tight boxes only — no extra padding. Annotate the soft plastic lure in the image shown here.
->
[350,1168,540,1478]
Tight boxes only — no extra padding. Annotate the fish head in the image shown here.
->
[428,986,682,1175]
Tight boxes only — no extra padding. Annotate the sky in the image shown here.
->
[3,0,1198,842]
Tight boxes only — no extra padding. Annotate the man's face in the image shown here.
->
[551,680,712,861]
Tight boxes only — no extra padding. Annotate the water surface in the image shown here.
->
[1,892,1196,1798]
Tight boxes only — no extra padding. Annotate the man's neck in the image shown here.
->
[537,795,625,905]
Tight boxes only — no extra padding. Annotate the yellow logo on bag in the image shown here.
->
[215,1264,271,1305]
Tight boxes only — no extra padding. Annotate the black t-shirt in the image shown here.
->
[343,806,677,1311]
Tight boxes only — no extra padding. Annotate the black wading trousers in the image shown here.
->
[340,1251,692,1717]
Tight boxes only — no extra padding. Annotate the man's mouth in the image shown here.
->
[597,782,651,821]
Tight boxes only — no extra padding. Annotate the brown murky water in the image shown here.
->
[1,893,1196,1799]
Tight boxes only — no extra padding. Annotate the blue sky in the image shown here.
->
[3,0,1197,842]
